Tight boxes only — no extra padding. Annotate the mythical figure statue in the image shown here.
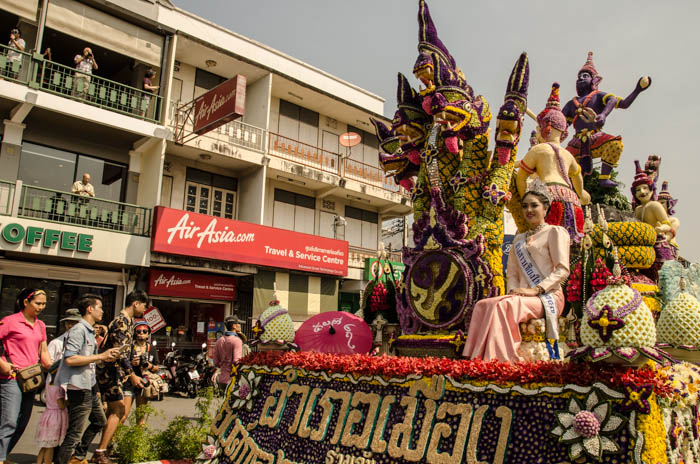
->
[657,180,680,248]
[631,160,678,280]
[562,51,651,188]
[516,82,590,242]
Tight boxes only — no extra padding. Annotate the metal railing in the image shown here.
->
[33,59,162,123]
[348,246,403,268]
[267,133,411,198]
[0,43,32,85]
[171,101,267,152]
[18,185,152,236]
[0,180,14,216]
[268,132,340,175]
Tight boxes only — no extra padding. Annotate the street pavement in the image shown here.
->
[10,393,219,464]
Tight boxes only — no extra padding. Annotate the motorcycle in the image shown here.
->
[163,342,200,398]
[194,342,217,392]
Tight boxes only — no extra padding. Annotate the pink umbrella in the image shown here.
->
[294,311,373,355]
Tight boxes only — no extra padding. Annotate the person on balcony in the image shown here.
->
[72,173,95,198]
[141,69,159,118]
[4,28,25,80]
[73,47,98,99]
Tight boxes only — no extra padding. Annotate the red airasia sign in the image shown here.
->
[193,75,246,135]
[148,269,237,300]
[151,207,349,276]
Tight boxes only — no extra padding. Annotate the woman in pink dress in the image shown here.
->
[35,381,68,464]
[463,180,570,362]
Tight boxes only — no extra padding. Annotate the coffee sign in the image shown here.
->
[193,75,246,135]
[0,222,92,252]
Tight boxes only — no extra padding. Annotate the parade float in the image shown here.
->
[199,2,699,463]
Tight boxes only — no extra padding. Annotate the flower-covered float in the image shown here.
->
[201,1,698,463]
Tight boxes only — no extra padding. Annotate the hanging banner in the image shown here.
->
[151,207,348,276]
[193,75,246,135]
[148,269,237,300]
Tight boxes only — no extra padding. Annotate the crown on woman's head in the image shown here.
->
[524,178,553,204]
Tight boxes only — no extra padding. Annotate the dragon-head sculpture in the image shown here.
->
[494,52,529,165]
[371,117,419,191]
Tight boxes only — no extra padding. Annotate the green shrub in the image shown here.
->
[113,388,217,463]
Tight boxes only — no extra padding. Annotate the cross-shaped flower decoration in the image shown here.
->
[449,330,466,353]
[252,321,265,339]
[421,143,439,165]
[620,384,653,415]
[587,305,625,343]
[410,183,424,202]
[482,183,507,206]
[449,171,469,194]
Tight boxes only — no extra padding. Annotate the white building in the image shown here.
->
[0,0,410,343]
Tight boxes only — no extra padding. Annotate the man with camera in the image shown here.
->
[73,47,98,99]
[5,28,25,79]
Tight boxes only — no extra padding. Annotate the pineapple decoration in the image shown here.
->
[361,244,399,326]
[656,273,700,362]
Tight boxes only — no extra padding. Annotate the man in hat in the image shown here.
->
[213,315,244,392]
[516,83,589,242]
[562,51,651,187]
[48,309,83,364]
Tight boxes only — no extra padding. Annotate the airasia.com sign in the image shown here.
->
[148,269,237,300]
[151,207,348,276]
[193,74,246,135]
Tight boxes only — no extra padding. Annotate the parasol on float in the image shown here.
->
[294,311,372,355]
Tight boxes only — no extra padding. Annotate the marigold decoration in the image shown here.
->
[551,389,626,461]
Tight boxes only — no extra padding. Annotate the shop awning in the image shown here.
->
[0,0,38,21]
[46,0,163,66]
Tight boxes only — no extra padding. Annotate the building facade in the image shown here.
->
[0,0,410,344]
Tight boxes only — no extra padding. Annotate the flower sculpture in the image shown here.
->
[551,389,626,461]
[196,435,222,464]
[620,383,653,414]
[228,370,261,412]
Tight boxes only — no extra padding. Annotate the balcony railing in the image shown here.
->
[268,132,340,175]
[17,184,152,236]
[348,245,403,269]
[0,46,162,124]
[34,59,161,123]
[0,43,32,85]
[172,101,266,153]
[0,180,14,216]
[267,133,410,198]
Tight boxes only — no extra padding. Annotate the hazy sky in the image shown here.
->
[174,0,700,261]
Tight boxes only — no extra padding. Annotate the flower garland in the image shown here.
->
[240,351,673,396]
[637,393,669,464]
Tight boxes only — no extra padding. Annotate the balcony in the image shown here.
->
[268,132,410,198]
[0,43,162,124]
[348,245,402,269]
[2,181,152,236]
[171,101,267,153]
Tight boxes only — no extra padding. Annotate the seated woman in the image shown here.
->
[463,179,570,362]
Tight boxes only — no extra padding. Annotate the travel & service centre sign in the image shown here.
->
[151,207,349,276]
[148,269,237,300]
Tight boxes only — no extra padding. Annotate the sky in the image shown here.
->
[173,0,700,261]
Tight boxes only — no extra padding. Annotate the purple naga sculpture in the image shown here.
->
[562,51,652,188]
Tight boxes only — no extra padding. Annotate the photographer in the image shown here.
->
[73,47,98,99]
[4,28,25,79]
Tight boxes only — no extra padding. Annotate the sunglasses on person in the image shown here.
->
[135,329,149,334]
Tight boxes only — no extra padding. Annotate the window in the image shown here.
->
[345,206,378,248]
[194,68,226,95]
[184,168,237,219]
[273,188,315,234]
[347,125,379,167]
[278,100,319,146]
[18,142,127,202]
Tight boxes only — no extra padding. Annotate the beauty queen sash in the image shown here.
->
[513,237,560,359]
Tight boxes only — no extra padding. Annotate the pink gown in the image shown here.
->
[35,384,68,448]
[463,224,570,362]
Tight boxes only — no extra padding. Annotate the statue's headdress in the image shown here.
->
[631,159,655,207]
[524,178,553,205]
[414,0,457,77]
[579,51,602,89]
[657,180,678,215]
[529,130,538,147]
[392,72,429,131]
[537,82,568,141]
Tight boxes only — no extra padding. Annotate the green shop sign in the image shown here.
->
[0,223,93,253]
[364,258,404,282]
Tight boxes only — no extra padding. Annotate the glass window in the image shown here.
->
[194,68,226,91]
[18,142,77,192]
[75,155,126,202]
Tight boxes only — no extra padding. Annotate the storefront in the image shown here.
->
[0,217,150,338]
[147,269,237,351]
[150,206,349,328]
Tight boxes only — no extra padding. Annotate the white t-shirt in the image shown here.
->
[7,37,25,62]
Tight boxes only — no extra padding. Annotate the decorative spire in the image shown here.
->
[537,82,568,139]
[631,159,653,189]
[579,51,600,79]
[504,52,530,114]
[416,0,456,69]
[657,180,678,215]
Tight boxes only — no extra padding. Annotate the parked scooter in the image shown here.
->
[163,342,200,398]
[194,342,217,391]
